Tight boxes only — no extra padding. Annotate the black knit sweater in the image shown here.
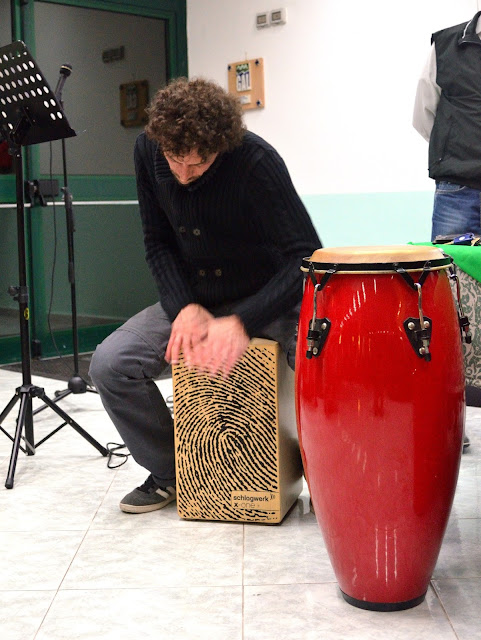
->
[134,130,321,337]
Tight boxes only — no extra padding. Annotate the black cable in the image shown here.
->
[106,442,131,469]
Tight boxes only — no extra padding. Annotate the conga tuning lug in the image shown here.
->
[306,317,331,359]
[403,317,433,361]
[459,315,472,343]
[450,268,472,343]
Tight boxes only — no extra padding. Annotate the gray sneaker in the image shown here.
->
[119,475,176,513]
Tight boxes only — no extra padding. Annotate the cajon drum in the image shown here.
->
[173,338,302,523]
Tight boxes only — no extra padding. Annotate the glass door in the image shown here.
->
[0,0,187,364]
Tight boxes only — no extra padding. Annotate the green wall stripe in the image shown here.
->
[0,177,16,203]
[0,324,121,365]
[38,175,138,200]
[1,176,137,202]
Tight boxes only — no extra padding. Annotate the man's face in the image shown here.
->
[164,149,218,185]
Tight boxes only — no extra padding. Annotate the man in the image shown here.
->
[413,11,481,241]
[89,77,321,514]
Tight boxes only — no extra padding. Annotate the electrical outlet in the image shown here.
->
[270,8,287,26]
[256,12,269,29]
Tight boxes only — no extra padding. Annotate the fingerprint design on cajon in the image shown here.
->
[173,343,280,522]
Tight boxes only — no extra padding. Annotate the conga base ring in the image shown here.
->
[340,589,426,612]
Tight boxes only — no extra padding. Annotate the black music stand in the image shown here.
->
[0,41,108,489]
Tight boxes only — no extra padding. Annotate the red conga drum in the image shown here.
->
[295,245,466,611]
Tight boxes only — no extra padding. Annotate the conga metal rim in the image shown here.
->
[301,256,452,275]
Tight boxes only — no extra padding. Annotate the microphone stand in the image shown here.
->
[33,64,98,415]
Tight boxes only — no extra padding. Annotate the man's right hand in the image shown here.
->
[165,304,214,366]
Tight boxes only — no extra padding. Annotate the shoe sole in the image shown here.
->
[119,494,176,514]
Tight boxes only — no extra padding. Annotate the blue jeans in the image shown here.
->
[432,181,481,241]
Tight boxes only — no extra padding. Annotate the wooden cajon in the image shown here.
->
[172,338,302,523]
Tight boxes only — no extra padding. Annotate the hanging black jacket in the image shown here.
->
[429,11,481,188]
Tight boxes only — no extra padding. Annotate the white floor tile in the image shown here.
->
[433,578,481,640]
[61,525,243,589]
[0,464,114,531]
[35,587,242,640]
[0,530,85,590]
[0,368,480,639]
[433,517,481,579]
[451,473,481,518]
[90,465,206,530]
[244,522,336,585]
[0,590,56,640]
[243,584,457,640]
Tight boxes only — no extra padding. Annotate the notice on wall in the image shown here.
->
[227,58,265,111]
[120,80,149,127]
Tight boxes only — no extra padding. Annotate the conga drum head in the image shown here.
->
[304,244,451,274]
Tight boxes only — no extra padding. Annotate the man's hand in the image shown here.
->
[193,315,250,378]
[165,304,214,366]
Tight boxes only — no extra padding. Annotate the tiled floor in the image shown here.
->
[0,367,480,640]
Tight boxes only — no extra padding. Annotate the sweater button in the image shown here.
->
[179,226,186,233]
[193,228,201,236]
[214,268,222,277]
[198,269,206,277]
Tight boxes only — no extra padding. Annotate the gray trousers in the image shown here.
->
[89,302,300,486]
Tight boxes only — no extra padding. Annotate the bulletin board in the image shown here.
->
[227,58,265,110]
[120,80,149,127]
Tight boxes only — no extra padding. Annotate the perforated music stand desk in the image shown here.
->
[0,40,75,145]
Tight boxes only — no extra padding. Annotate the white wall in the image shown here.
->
[187,0,479,196]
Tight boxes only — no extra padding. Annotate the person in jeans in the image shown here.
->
[413,10,481,241]
[413,15,479,452]
[89,77,321,514]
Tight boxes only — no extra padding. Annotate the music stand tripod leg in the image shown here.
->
[36,390,108,455]
[5,391,33,489]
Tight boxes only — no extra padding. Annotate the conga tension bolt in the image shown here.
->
[449,269,472,344]
[459,316,472,343]
[306,283,331,358]
[306,318,331,358]
[409,320,430,330]
[408,320,430,330]
[404,316,433,361]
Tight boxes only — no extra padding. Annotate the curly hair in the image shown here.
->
[145,77,246,159]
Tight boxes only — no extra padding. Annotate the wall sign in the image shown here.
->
[227,58,265,110]
[119,80,149,127]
